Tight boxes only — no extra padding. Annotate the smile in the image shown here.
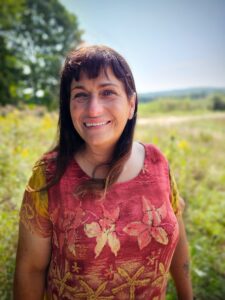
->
[84,121,110,127]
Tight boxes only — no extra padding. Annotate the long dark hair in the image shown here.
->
[40,45,138,196]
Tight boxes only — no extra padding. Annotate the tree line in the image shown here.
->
[0,0,82,108]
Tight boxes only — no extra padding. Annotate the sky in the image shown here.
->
[60,0,225,93]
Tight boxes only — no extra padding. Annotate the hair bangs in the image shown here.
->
[66,49,114,82]
[65,46,134,98]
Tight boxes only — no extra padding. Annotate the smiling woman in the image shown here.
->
[13,45,193,300]
[70,68,135,164]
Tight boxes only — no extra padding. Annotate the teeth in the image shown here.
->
[85,121,108,127]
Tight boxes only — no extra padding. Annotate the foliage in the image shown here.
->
[211,95,225,111]
[138,93,225,116]
[0,106,225,299]
[0,0,25,106]
[0,0,82,107]
[136,109,225,299]
[0,106,57,299]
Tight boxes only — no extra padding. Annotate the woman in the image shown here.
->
[14,45,193,299]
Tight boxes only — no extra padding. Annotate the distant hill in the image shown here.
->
[138,87,225,102]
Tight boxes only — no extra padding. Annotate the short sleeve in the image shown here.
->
[169,168,182,216]
[19,162,52,237]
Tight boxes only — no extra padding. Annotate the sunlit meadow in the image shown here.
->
[0,104,225,299]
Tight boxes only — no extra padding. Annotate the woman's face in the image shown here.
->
[69,67,135,152]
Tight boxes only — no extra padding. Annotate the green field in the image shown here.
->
[0,104,225,299]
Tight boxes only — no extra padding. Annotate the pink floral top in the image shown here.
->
[20,144,180,300]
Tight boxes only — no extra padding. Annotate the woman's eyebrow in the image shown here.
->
[71,82,118,91]
[98,82,118,88]
[71,85,85,91]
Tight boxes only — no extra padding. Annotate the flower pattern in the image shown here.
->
[74,280,114,300]
[103,264,116,281]
[123,196,168,250]
[20,144,180,299]
[112,266,150,300]
[84,205,120,258]
[51,204,85,255]
[49,260,77,297]
[151,262,169,289]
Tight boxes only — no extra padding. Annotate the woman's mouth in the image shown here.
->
[84,121,111,128]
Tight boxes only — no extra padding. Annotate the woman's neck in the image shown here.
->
[74,142,144,182]
[83,145,114,165]
[75,145,115,178]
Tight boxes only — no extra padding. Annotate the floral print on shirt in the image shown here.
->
[20,144,181,300]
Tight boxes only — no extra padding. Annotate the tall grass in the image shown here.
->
[0,107,57,300]
[0,104,225,299]
[135,113,225,299]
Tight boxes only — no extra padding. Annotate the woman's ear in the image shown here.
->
[128,92,136,120]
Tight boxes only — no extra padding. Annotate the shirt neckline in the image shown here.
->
[72,143,147,188]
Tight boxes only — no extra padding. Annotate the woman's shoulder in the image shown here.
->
[33,150,57,169]
[40,150,58,164]
[143,143,168,164]
[30,150,58,183]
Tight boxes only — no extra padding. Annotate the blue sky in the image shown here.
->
[60,0,225,93]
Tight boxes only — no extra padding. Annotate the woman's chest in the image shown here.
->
[48,178,179,262]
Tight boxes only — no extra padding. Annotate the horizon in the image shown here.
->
[138,86,225,95]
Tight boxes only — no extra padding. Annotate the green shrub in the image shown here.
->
[211,95,225,111]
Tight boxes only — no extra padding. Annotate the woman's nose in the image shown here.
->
[86,95,103,116]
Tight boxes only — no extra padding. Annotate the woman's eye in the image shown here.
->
[102,90,115,96]
[73,93,88,100]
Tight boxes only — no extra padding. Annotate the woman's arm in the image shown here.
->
[13,223,51,300]
[170,212,193,300]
